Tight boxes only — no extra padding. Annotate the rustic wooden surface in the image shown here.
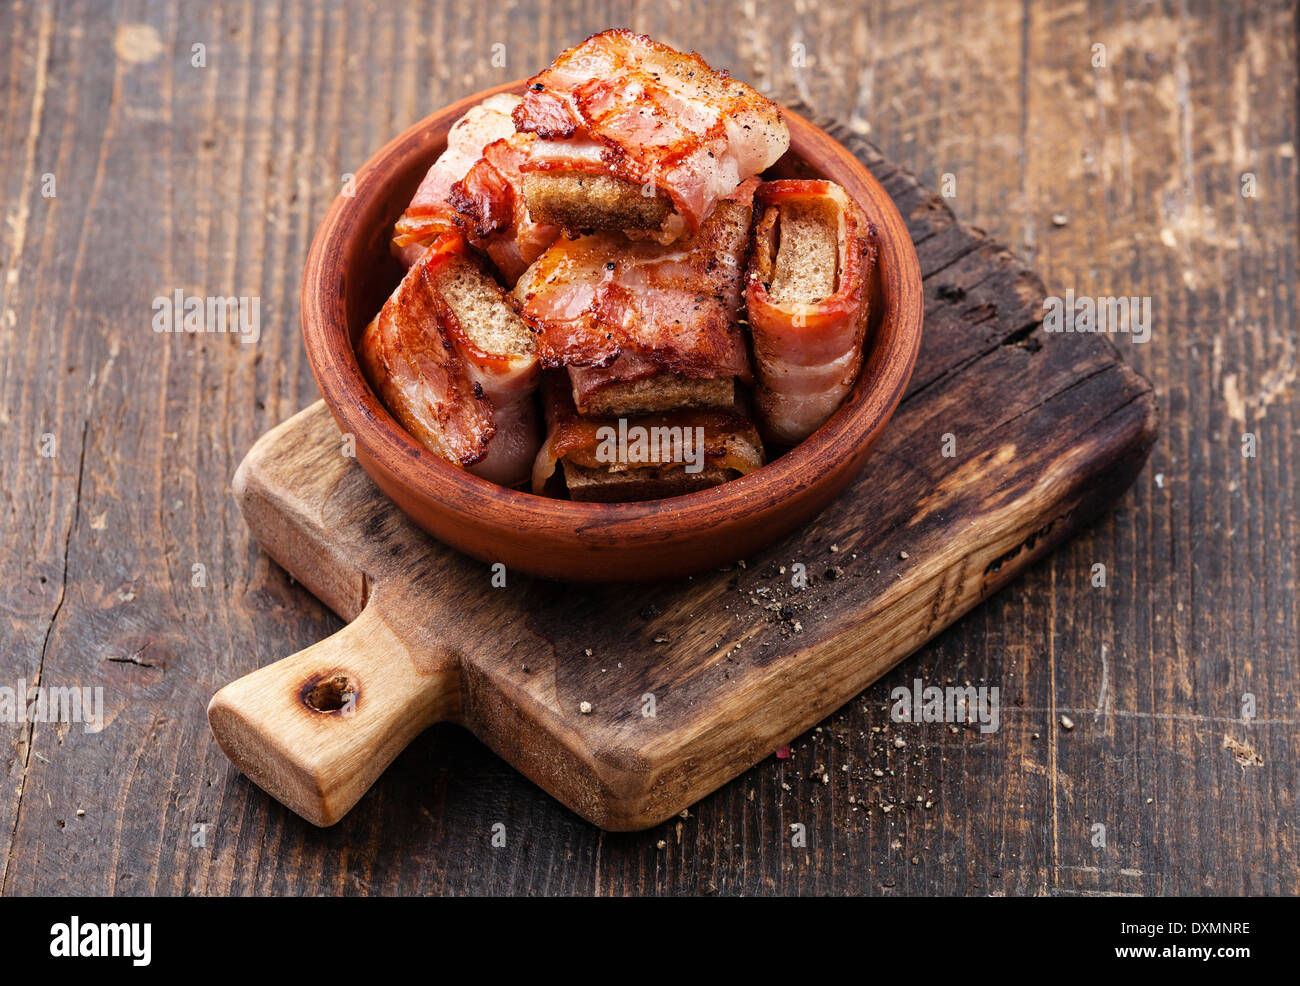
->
[215,260,1153,830]
[1,0,1295,895]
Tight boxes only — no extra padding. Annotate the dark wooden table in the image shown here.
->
[1,0,1295,896]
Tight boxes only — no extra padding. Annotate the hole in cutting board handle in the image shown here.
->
[301,673,359,714]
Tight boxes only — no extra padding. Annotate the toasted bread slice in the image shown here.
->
[521,172,673,232]
[432,256,535,358]
[519,186,757,419]
[569,369,734,417]
[562,462,737,502]
[767,197,839,303]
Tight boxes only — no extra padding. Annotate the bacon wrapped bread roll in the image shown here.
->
[359,236,540,487]
[512,30,789,240]
[449,132,561,285]
[531,374,765,502]
[745,179,876,445]
[392,94,558,281]
[392,94,518,266]
[514,178,758,418]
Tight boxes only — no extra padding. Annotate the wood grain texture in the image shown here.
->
[0,0,1295,895]
[216,276,1154,826]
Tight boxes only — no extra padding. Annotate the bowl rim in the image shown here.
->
[301,80,923,535]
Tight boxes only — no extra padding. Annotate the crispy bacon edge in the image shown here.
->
[358,234,497,468]
[444,137,561,285]
[392,210,460,266]
[391,96,523,267]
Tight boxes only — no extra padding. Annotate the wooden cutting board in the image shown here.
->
[208,111,1158,830]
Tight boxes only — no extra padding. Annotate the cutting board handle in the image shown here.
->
[207,601,459,826]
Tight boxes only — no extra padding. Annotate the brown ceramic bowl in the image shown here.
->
[301,80,922,582]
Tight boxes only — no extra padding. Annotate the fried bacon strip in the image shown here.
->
[449,132,560,285]
[745,180,875,445]
[360,242,494,466]
[513,30,789,234]
[359,236,539,486]
[513,178,758,393]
